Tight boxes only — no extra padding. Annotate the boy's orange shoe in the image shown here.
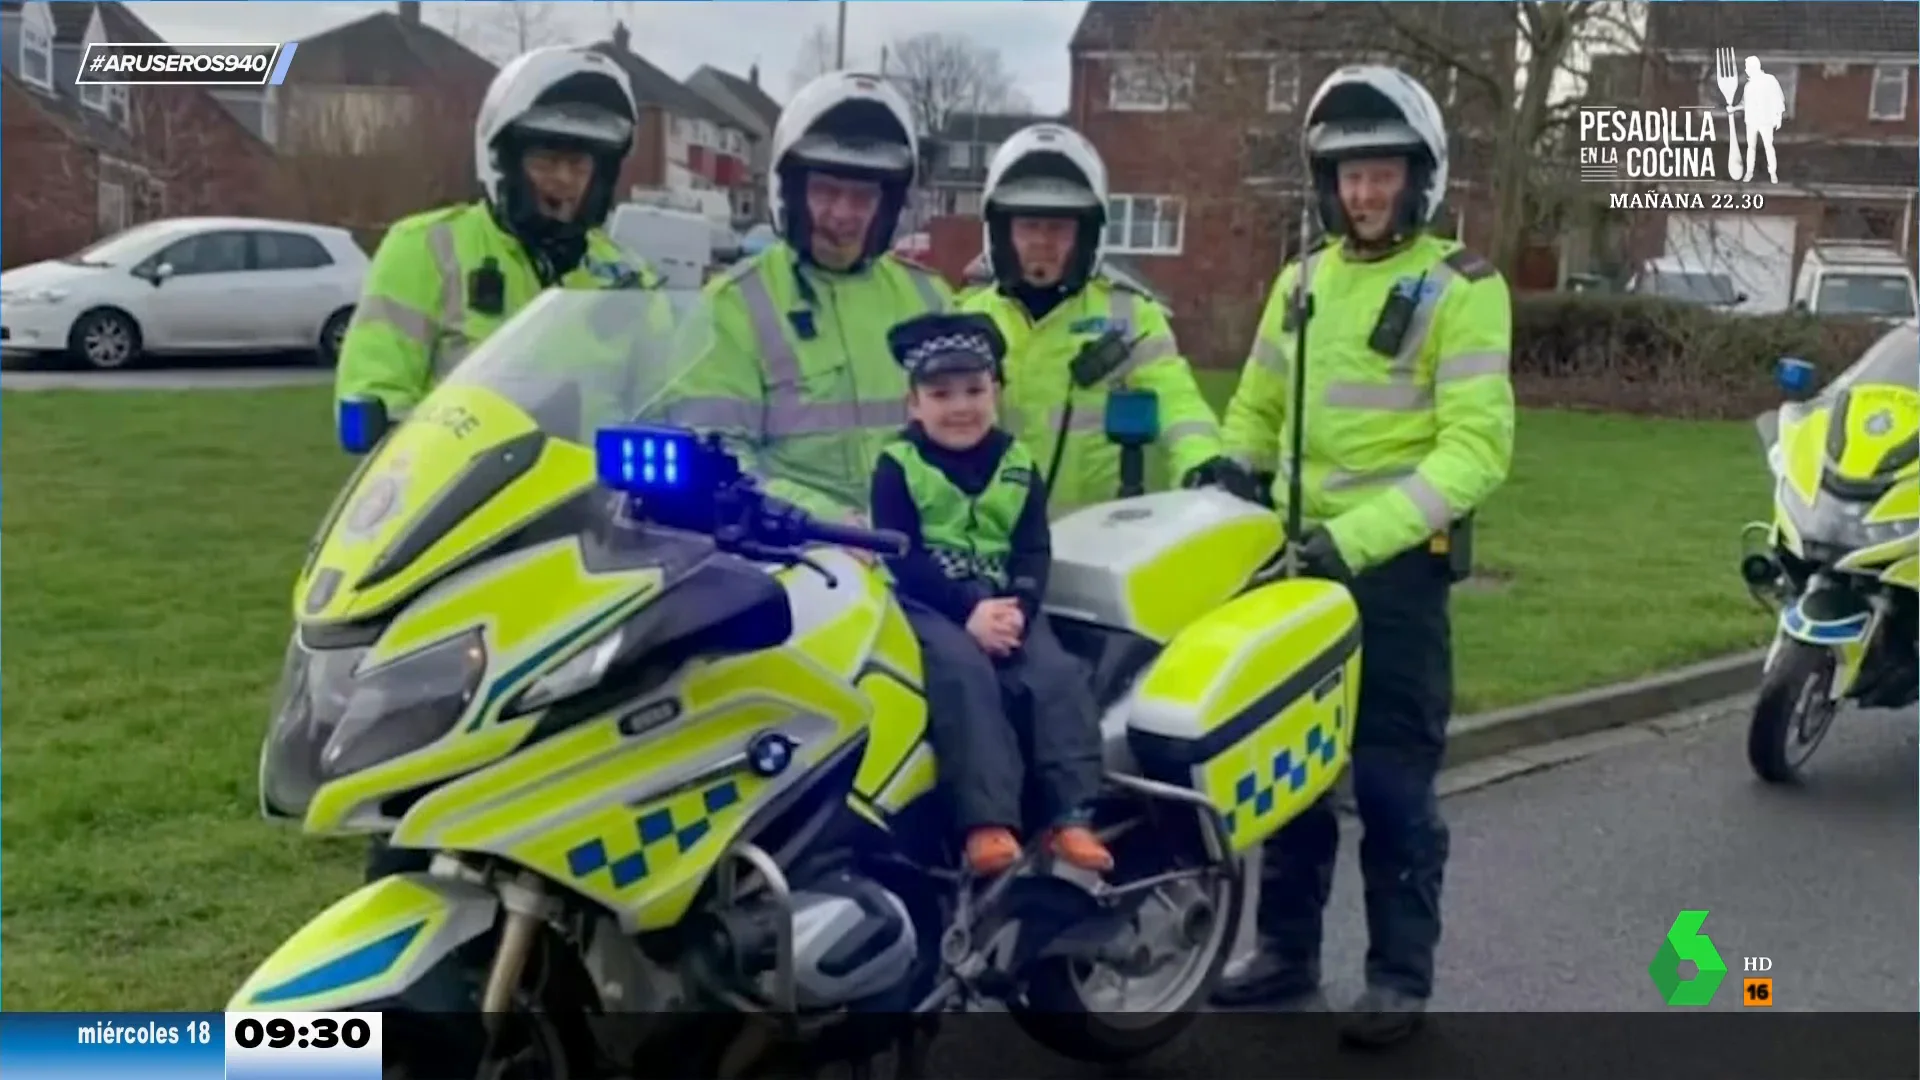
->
[1050,824,1114,873]
[964,826,1020,876]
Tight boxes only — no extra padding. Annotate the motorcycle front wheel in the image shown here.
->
[1747,638,1840,784]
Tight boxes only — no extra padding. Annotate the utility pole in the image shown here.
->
[834,0,847,68]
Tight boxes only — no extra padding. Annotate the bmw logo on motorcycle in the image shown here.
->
[746,731,796,777]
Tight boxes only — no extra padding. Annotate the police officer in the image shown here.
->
[664,71,951,522]
[962,123,1253,516]
[1209,66,1515,1046]
[336,45,660,418]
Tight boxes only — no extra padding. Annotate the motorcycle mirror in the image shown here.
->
[1775,357,1817,400]
[336,396,390,455]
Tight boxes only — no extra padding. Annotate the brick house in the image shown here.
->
[1607,1,1919,294]
[921,110,1064,218]
[0,0,279,268]
[596,23,755,226]
[262,1,495,240]
[685,63,782,225]
[1066,1,1516,365]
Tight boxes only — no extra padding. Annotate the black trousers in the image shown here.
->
[904,598,1104,834]
[1254,545,1454,999]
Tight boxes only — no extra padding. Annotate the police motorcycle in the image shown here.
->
[234,288,1361,1078]
[1739,323,1919,783]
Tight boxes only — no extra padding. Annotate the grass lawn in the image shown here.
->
[1,384,1772,1010]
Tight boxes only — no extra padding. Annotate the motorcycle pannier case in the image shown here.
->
[1124,579,1360,853]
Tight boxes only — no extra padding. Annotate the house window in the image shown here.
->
[945,140,971,170]
[97,179,128,234]
[1267,61,1300,113]
[81,80,106,110]
[1105,195,1184,255]
[1870,65,1909,121]
[106,85,128,125]
[19,19,52,89]
[1108,55,1193,112]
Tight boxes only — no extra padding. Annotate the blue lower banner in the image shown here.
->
[0,1013,383,1079]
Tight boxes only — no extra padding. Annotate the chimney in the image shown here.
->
[749,63,760,87]
[397,1,420,26]
[612,21,630,52]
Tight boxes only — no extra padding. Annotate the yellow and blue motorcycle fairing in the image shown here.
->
[231,875,500,1012]
[1762,380,1919,697]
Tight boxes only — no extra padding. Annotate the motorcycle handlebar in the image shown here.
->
[803,517,909,558]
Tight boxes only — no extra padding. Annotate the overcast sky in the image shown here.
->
[128,1,1085,113]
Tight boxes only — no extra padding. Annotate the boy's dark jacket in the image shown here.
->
[869,423,1052,633]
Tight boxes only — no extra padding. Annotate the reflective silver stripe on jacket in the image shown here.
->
[679,262,929,438]
[1323,254,1455,413]
[427,222,468,375]
[905,269,945,311]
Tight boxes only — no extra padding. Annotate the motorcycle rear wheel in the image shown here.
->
[1748,638,1840,784]
[1010,864,1241,1063]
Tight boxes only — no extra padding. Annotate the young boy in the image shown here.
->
[871,312,1111,877]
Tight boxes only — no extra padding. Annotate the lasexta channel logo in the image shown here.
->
[1649,909,1729,1006]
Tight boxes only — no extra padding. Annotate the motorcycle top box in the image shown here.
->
[239,287,1362,1078]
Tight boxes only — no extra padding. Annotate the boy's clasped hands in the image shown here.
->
[965,596,1024,656]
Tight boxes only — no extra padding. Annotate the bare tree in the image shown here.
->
[790,25,841,90]
[885,32,1027,134]
[445,0,568,63]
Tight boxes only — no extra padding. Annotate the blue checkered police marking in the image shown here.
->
[1223,709,1343,838]
[565,779,742,889]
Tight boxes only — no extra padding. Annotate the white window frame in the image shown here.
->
[97,178,128,234]
[1105,194,1185,256]
[106,84,129,126]
[1870,64,1909,122]
[18,19,53,91]
[1107,55,1193,112]
[1267,61,1300,114]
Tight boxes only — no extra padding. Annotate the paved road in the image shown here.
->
[919,701,1918,1079]
[0,359,328,391]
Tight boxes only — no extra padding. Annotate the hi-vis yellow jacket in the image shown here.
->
[661,242,952,520]
[1223,234,1515,574]
[964,275,1224,517]
[336,201,658,415]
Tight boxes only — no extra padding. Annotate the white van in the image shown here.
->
[1791,242,1918,321]
[606,204,721,291]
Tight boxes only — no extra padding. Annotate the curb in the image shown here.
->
[1443,648,1768,768]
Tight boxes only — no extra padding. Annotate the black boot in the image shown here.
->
[1209,952,1327,1011]
[1338,986,1426,1048]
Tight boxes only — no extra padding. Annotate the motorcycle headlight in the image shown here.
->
[259,629,487,819]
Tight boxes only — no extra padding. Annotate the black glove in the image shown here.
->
[1182,456,1266,504]
[1295,527,1353,583]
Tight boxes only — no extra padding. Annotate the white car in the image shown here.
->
[0,216,368,370]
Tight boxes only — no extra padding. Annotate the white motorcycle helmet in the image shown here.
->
[474,45,638,243]
[1301,65,1450,240]
[980,123,1109,294]
[769,71,919,267]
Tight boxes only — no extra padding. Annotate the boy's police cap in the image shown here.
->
[887,312,1006,381]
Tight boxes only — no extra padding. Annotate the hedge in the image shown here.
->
[1511,295,1890,419]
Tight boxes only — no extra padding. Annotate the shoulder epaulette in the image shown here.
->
[1443,247,1498,282]
[383,201,475,238]
[715,256,763,286]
